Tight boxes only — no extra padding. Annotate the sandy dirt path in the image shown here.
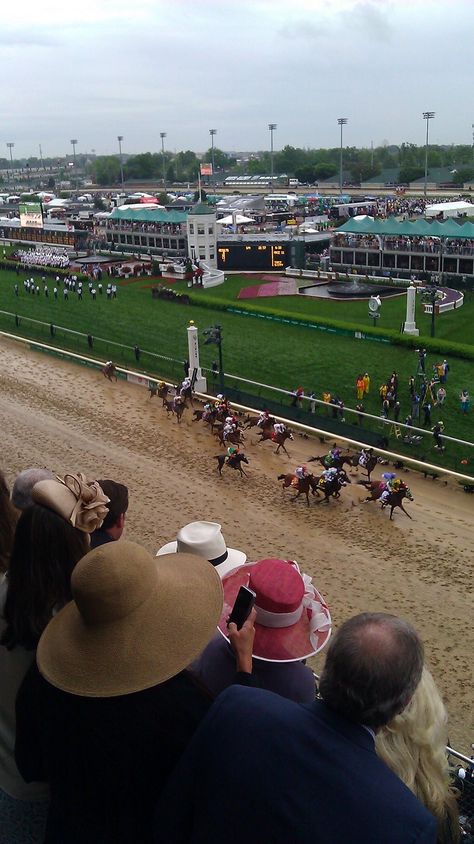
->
[0,336,472,750]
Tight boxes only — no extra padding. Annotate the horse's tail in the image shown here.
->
[277,474,286,480]
[357,480,372,488]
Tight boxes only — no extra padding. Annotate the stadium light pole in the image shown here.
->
[160,132,167,189]
[337,118,348,194]
[209,129,217,185]
[471,123,474,164]
[422,112,435,199]
[117,135,124,188]
[268,123,277,193]
[6,142,14,186]
[70,139,78,189]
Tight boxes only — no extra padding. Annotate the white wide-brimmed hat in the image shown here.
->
[156,521,246,577]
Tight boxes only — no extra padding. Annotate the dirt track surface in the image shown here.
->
[0,336,472,750]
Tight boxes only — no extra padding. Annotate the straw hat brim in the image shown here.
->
[37,552,223,697]
[156,541,246,577]
[218,564,331,663]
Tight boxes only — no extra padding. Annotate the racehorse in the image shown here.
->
[216,428,246,448]
[277,473,319,506]
[178,383,194,407]
[358,480,414,520]
[163,398,187,424]
[215,452,249,478]
[102,362,117,382]
[314,469,351,505]
[257,429,294,457]
[350,451,378,482]
[309,452,353,471]
[244,415,275,431]
[149,382,170,403]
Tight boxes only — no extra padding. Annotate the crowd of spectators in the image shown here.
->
[0,464,467,843]
[101,220,183,235]
[13,247,70,269]
[333,233,474,256]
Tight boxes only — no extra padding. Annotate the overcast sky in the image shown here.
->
[3,0,474,159]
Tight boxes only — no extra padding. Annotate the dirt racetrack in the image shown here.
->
[0,336,472,750]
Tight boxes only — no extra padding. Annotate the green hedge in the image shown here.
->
[0,259,87,281]
[187,292,474,361]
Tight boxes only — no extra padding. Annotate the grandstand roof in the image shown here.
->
[338,217,474,238]
[109,207,188,223]
[362,169,400,184]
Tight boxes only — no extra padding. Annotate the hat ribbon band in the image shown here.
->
[302,573,332,649]
[254,574,331,647]
[255,603,304,629]
[209,550,228,567]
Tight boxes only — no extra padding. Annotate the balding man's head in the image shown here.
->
[319,613,424,729]
[12,468,55,510]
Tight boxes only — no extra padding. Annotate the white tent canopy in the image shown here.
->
[425,200,474,218]
[216,214,254,225]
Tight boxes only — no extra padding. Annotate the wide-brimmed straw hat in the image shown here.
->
[218,558,331,663]
[37,540,223,697]
[156,521,246,577]
[32,473,109,534]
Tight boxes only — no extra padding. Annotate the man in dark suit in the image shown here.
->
[155,613,436,844]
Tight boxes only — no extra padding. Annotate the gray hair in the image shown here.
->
[11,468,55,510]
[319,613,424,729]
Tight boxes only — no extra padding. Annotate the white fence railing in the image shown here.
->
[2,330,474,485]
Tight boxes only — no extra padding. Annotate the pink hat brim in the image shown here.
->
[218,563,331,663]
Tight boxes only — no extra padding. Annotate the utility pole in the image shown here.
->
[160,132,167,189]
[6,142,14,186]
[337,118,348,194]
[209,129,217,185]
[117,135,124,187]
[268,123,277,193]
[70,139,78,189]
[422,112,435,199]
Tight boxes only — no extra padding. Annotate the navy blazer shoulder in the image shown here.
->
[155,685,437,844]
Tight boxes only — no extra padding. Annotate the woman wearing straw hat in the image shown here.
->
[15,540,256,844]
[191,558,331,703]
[0,473,109,844]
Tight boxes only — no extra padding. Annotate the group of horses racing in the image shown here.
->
[103,369,414,520]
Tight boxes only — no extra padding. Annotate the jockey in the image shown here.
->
[273,421,286,436]
[173,395,183,409]
[380,472,397,504]
[358,447,373,468]
[180,377,191,397]
[223,416,237,438]
[325,446,341,467]
[257,409,270,427]
[227,445,239,459]
[320,466,338,485]
[295,465,308,481]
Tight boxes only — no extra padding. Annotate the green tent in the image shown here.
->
[109,207,188,224]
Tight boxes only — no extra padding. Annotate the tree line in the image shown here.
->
[89,142,474,186]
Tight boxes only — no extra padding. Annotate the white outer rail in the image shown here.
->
[2,330,474,485]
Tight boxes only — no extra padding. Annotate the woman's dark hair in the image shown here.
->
[0,470,18,574]
[1,504,89,650]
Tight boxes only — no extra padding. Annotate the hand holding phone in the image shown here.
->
[227,586,256,630]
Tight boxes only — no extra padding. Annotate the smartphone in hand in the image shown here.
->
[227,586,256,630]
